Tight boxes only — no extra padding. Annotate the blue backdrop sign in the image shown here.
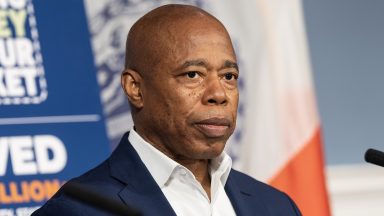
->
[0,0,109,215]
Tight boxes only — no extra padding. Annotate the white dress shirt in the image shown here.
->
[128,129,237,216]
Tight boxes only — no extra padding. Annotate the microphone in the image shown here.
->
[364,148,384,167]
[62,181,142,216]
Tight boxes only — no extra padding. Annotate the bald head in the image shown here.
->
[124,4,233,75]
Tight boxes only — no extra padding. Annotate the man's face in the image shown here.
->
[139,20,239,161]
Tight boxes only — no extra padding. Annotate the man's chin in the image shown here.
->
[189,143,226,160]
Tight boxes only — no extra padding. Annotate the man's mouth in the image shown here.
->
[194,117,231,138]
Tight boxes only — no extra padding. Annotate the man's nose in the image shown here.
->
[202,75,228,105]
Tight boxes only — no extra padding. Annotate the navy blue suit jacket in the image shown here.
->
[32,132,301,216]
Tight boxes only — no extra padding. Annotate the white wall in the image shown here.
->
[303,0,384,165]
[327,164,384,215]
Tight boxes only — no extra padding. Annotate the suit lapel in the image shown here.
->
[108,132,176,216]
[225,171,269,216]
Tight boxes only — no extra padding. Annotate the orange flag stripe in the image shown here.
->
[269,127,331,216]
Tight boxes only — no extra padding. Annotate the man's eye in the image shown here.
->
[186,71,198,78]
[224,73,237,80]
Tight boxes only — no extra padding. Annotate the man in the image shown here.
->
[33,4,301,216]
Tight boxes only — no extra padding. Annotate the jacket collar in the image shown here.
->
[225,171,269,216]
[108,132,176,216]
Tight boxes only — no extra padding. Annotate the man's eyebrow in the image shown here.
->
[178,59,239,71]
[222,60,239,71]
[180,59,208,69]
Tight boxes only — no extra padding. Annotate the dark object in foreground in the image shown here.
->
[365,148,384,168]
[63,181,142,216]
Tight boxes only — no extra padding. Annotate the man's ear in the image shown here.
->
[121,69,144,109]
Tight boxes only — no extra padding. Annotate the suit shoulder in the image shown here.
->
[64,157,126,195]
[32,159,123,216]
[229,169,288,197]
[32,195,87,216]
[229,169,278,191]
[228,169,302,215]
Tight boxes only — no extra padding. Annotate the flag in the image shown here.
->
[209,1,331,215]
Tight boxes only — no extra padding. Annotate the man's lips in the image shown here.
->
[194,117,231,137]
